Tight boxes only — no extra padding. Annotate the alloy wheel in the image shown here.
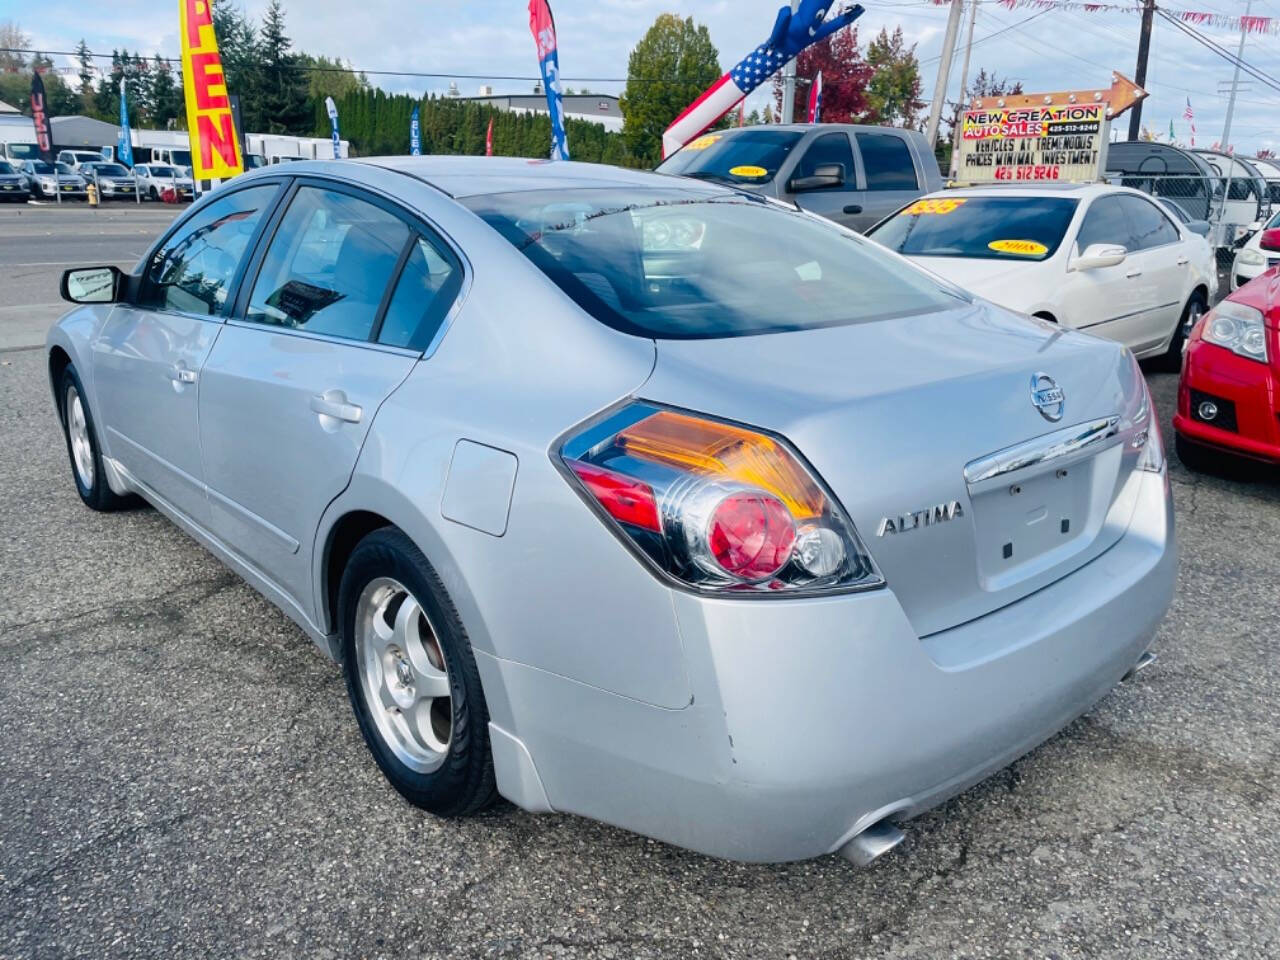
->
[65,384,94,489]
[354,577,453,773]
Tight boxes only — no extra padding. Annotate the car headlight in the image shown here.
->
[1202,300,1269,363]
[1238,248,1266,266]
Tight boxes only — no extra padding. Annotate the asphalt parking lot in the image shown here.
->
[2,204,1279,959]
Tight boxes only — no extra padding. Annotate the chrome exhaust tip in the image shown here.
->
[838,819,905,867]
[1122,650,1158,682]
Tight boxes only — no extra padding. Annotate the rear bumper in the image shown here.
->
[1174,338,1280,463]
[483,469,1176,862]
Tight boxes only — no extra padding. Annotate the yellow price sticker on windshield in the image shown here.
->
[685,134,723,151]
[988,239,1048,256]
[901,198,967,216]
[728,165,768,178]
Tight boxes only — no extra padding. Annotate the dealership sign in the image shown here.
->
[953,73,1146,185]
[179,0,244,180]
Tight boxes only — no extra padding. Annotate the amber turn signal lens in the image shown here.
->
[615,411,826,519]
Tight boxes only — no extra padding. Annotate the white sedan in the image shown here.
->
[867,183,1218,367]
[1230,209,1280,290]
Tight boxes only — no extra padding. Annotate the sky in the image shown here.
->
[2,0,1278,154]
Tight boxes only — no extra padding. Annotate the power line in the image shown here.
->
[1158,11,1280,94]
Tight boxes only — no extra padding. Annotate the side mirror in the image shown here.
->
[788,163,845,193]
[1259,228,1280,252]
[61,265,125,304]
[1071,243,1127,271]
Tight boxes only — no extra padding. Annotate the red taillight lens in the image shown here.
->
[569,461,661,533]
[707,491,797,581]
[558,402,882,597]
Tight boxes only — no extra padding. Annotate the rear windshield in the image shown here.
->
[462,187,964,339]
[656,130,804,186]
[868,195,1079,262]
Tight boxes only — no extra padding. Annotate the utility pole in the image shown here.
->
[951,0,979,177]
[1128,0,1155,140]
[781,0,801,123]
[1221,0,1251,152]
[925,0,966,148]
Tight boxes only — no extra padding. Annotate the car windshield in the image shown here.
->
[6,143,39,161]
[171,150,191,166]
[0,161,14,174]
[92,164,129,176]
[657,130,805,186]
[55,162,74,174]
[149,166,176,177]
[868,195,1080,262]
[462,187,965,339]
[30,161,55,174]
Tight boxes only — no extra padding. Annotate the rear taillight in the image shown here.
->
[557,402,882,596]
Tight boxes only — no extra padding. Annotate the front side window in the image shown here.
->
[246,186,409,342]
[1076,195,1131,252]
[856,133,919,191]
[657,130,805,186]
[1118,195,1180,250]
[141,184,278,316]
[464,187,963,339]
[792,133,855,189]
[378,236,463,350]
[868,195,1078,262]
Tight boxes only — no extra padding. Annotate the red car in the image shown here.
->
[1174,228,1280,470]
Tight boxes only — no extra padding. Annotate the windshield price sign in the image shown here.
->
[956,103,1106,184]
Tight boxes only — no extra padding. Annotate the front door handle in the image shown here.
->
[1125,269,1143,279]
[1176,257,1190,266]
[168,363,196,384]
[310,391,362,424]
[843,204,863,215]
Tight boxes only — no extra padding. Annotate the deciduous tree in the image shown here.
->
[773,25,872,124]
[866,27,922,127]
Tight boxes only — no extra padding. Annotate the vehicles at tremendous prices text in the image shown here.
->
[78,162,137,201]
[1230,210,1280,290]
[868,183,1217,367]
[656,124,943,232]
[48,158,1174,865]
[132,164,194,202]
[1175,248,1280,468]
[0,160,30,201]
[19,160,87,200]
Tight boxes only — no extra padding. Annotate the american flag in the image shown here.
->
[1184,98,1196,146]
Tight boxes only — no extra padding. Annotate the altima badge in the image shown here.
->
[1031,372,1065,422]
[877,501,964,537]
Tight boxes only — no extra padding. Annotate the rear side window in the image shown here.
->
[377,235,463,350]
[1076,195,1130,252]
[856,133,918,191]
[246,186,409,342]
[1118,195,1180,250]
[792,133,855,189]
[141,184,278,316]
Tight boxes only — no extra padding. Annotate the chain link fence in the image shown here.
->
[1102,170,1274,255]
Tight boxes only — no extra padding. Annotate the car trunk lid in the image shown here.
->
[641,301,1151,636]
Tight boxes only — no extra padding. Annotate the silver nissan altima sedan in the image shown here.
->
[47,157,1175,865]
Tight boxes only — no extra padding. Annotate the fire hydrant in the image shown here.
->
[86,181,99,208]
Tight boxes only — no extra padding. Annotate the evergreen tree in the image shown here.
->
[150,56,181,129]
[74,39,95,114]
[257,0,309,135]
[620,14,722,168]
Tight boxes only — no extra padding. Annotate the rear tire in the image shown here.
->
[339,527,497,817]
[58,364,134,511]
[1161,294,1206,371]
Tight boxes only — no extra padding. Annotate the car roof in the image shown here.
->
[927,182,1154,200]
[359,156,725,199]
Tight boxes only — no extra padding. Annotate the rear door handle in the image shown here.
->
[168,363,196,384]
[1125,269,1143,279]
[310,391,362,424]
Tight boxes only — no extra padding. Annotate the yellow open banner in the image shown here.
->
[179,0,243,180]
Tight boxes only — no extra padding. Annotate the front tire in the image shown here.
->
[58,364,133,511]
[1161,294,1206,371]
[339,527,497,817]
